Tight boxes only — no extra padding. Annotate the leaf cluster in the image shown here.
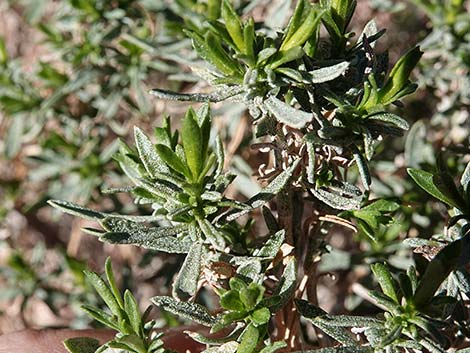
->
[65,258,168,353]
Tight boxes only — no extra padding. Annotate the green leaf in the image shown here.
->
[308,61,349,83]
[282,0,308,47]
[205,341,239,353]
[151,296,218,326]
[112,334,147,353]
[253,230,285,258]
[264,96,312,129]
[407,266,419,294]
[370,263,399,303]
[134,127,169,177]
[243,18,255,64]
[221,0,245,53]
[182,108,204,180]
[220,290,245,311]
[173,241,203,300]
[84,270,122,318]
[237,323,259,353]
[124,290,142,335]
[257,48,277,66]
[330,0,357,32]
[197,218,227,250]
[367,290,401,315]
[267,46,304,70]
[81,304,119,331]
[275,67,304,82]
[237,259,263,283]
[215,311,248,331]
[205,31,243,78]
[320,315,382,328]
[105,258,124,309]
[263,257,296,311]
[353,152,371,190]
[197,104,212,162]
[149,88,239,102]
[362,199,400,212]
[186,326,243,344]
[367,112,409,130]
[295,299,357,346]
[63,337,101,353]
[378,46,423,104]
[48,200,106,220]
[240,283,264,309]
[281,4,324,51]
[155,144,190,177]
[379,323,402,347]
[100,218,189,250]
[311,188,361,210]
[101,231,191,254]
[351,210,381,235]
[407,168,466,209]
[229,278,247,291]
[251,307,271,326]
[413,235,465,307]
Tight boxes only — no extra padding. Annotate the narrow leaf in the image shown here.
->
[48,200,105,220]
[182,108,203,179]
[64,337,101,353]
[237,324,259,353]
[280,7,325,51]
[311,188,361,210]
[124,290,142,335]
[155,144,190,177]
[265,96,311,129]
[84,271,122,318]
[309,61,349,83]
[353,152,371,190]
[295,299,357,346]
[105,258,124,309]
[254,230,285,258]
[173,241,203,300]
[149,88,237,102]
[134,127,169,177]
[370,263,399,303]
[407,168,465,209]
[221,0,245,53]
[198,218,227,250]
[151,296,218,326]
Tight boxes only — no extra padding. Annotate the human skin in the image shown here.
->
[0,328,204,353]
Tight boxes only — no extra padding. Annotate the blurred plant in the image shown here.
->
[27,127,121,204]
[369,0,406,13]
[0,0,195,207]
[410,0,470,145]
[0,245,101,328]
[64,258,169,353]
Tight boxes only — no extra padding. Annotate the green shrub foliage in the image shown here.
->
[33,0,470,352]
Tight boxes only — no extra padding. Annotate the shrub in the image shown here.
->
[1,0,470,352]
